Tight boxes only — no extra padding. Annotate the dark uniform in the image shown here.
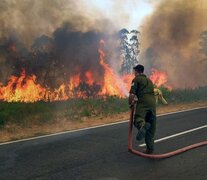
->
[129,74,156,152]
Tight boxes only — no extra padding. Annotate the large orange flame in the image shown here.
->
[0,69,45,102]
[150,68,171,89]
[98,41,126,96]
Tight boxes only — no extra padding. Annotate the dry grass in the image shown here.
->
[1,101,207,143]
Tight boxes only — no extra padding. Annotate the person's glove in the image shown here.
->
[128,93,138,108]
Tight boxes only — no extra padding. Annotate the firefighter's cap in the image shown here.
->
[133,64,144,73]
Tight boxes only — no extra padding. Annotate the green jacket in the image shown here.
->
[130,74,156,114]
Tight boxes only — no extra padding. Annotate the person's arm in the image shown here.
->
[160,95,168,105]
[128,79,138,106]
[156,88,168,105]
[129,79,138,95]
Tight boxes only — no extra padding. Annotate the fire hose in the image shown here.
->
[128,103,207,159]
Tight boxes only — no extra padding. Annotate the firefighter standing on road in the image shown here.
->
[129,65,156,154]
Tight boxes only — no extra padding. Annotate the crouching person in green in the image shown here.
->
[129,65,156,154]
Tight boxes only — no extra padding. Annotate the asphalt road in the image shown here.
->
[0,107,207,180]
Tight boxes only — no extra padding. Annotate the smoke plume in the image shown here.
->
[140,0,207,88]
[0,0,120,89]
[1,0,207,91]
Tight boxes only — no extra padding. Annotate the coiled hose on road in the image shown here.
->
[128,105,207,159]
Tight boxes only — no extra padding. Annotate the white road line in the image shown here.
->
[156,105,207,117]
[139,125,207,147]
[0,106,207,146]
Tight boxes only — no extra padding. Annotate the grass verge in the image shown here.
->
[0,87,207,143]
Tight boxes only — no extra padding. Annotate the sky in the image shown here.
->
[78,0,155,29]
[0,0,156,44]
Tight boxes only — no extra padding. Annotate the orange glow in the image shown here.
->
[150,68,171,89]
[121,74,134,91]
[85,71,94,86]
[69,74,80,92]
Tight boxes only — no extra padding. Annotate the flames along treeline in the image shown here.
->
[0,50,133,102]
[0,26,167,102]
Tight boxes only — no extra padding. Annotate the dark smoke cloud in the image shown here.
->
[140,0,207,88]
[0,0,120,90]
[0,0,117,46]
[52,23,105,83]
[0,22,118,90]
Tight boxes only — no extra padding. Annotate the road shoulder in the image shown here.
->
[0,101,207,143]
